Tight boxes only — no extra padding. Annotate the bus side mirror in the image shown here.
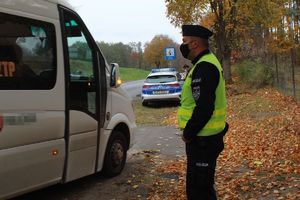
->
[110,63,121,87]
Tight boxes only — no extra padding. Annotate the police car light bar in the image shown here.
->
[151,68,176,73]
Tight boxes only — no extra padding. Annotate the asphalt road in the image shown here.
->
[121,80,185,157]
[121,80,185,156]
[129,126,184,157]
[121,80,145,99]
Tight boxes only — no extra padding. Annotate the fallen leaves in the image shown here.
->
[146,86,300,200]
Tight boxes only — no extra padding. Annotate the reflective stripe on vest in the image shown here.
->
[177,52,227,136]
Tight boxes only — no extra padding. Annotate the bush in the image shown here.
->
[237,60,274,88]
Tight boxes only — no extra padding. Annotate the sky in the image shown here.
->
[70,0,182,45]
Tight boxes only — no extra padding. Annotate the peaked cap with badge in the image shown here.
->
[182,25,213,39]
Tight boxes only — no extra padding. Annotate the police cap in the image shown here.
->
[182,25,213,39]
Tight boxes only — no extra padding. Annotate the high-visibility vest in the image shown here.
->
[177,52,227,136]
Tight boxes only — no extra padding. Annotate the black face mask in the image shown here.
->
[180,43,190,59]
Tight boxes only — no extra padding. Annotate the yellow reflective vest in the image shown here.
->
[178,52,227,136]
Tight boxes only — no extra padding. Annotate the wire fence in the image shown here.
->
[265,47,300,102]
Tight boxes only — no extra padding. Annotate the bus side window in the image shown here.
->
[0,12,57,90]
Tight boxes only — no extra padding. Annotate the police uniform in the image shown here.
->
[178,25,229,200]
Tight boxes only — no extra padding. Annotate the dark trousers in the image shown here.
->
[185,133,224,200]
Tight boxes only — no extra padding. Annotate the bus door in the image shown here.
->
[60,8,103,182]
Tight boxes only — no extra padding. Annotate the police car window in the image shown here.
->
[146,75,176,83]
[0,12,56,90]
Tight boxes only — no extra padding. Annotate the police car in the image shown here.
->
[141,68,181,106]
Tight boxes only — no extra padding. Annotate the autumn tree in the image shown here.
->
[273,0,300,51]
[230,0,284,58]
[97,41,137,67]
[143,35,176,69]
[129,42,143,68]
[165,0,238,82]
[165,0,300,82]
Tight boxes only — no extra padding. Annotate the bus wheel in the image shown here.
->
[103,130,127,177]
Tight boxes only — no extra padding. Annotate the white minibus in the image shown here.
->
[0,0,136,199]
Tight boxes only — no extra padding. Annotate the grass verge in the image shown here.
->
[134,100,178,126]
[120,67,149,82]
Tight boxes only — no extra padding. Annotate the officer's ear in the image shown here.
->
[199,38,209,48]
[190,37,202,48]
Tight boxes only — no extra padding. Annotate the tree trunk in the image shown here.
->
[214,32,232,83]
[223,51,232,83]
[211,0,232,83]
[138,53,143,69]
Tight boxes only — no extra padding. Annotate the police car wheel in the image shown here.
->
[142,101,149,106]
[103,130,127,177]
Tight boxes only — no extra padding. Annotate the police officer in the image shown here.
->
[178,25,229,200]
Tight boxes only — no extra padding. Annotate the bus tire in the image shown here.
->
[103,130,127,177]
